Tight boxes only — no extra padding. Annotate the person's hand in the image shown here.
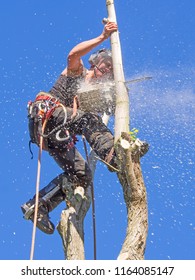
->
[102,21,118,39]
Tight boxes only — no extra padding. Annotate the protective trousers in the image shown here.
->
[45,106,114,188]
[27,106,115,212]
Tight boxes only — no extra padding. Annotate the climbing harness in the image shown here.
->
[27,92,77,157]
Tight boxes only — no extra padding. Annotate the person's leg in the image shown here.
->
[22,106,92,234]
[21,174,67,234]
[49,146,92,189]
[70,112,149,170]
[21,144,92,234]
[70,112,114,161]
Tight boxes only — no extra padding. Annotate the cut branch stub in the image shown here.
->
[115,132,148,260]
[57,186,91,260]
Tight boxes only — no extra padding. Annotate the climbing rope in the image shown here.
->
[29,118,47,260]
[82,135,97,260]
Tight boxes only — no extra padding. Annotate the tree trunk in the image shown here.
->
[106,0,148,260]
[57,0,148,260]
[115,133,148,260]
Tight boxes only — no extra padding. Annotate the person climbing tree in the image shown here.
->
[21,21,149,235]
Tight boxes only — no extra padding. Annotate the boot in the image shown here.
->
[21,174,66,234]
[21,200,55,234]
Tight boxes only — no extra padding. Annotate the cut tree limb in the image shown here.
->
[115,133,148,260]
[57,186,91,260]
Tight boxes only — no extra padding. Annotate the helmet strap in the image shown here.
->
[94,65,105,77]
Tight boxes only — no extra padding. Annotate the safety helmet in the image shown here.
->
[88,48,112,67]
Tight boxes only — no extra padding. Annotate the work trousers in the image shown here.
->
[40,106,114,189]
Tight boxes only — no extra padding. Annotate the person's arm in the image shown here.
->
[65,22,117,76]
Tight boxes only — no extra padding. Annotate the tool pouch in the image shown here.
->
[27,101,40,145]
[28,117,37,144]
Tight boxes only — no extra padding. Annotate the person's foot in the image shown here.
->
[21,202,55,234]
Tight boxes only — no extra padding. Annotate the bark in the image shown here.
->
[57,186,91,260]
[115,133,148,260]
[106,1,129,140]
[106,0,148,260]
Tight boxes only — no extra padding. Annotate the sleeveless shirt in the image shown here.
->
[49,73,85,107]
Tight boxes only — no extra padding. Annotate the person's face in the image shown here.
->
[94,58,113,80]
[98,58,113,73]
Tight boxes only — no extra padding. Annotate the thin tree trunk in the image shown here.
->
[57,0,148,260]
[106,0,148,260]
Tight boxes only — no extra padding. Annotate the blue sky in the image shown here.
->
[0,0,194,260]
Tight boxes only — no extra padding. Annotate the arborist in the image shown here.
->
[21,21,149,234]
